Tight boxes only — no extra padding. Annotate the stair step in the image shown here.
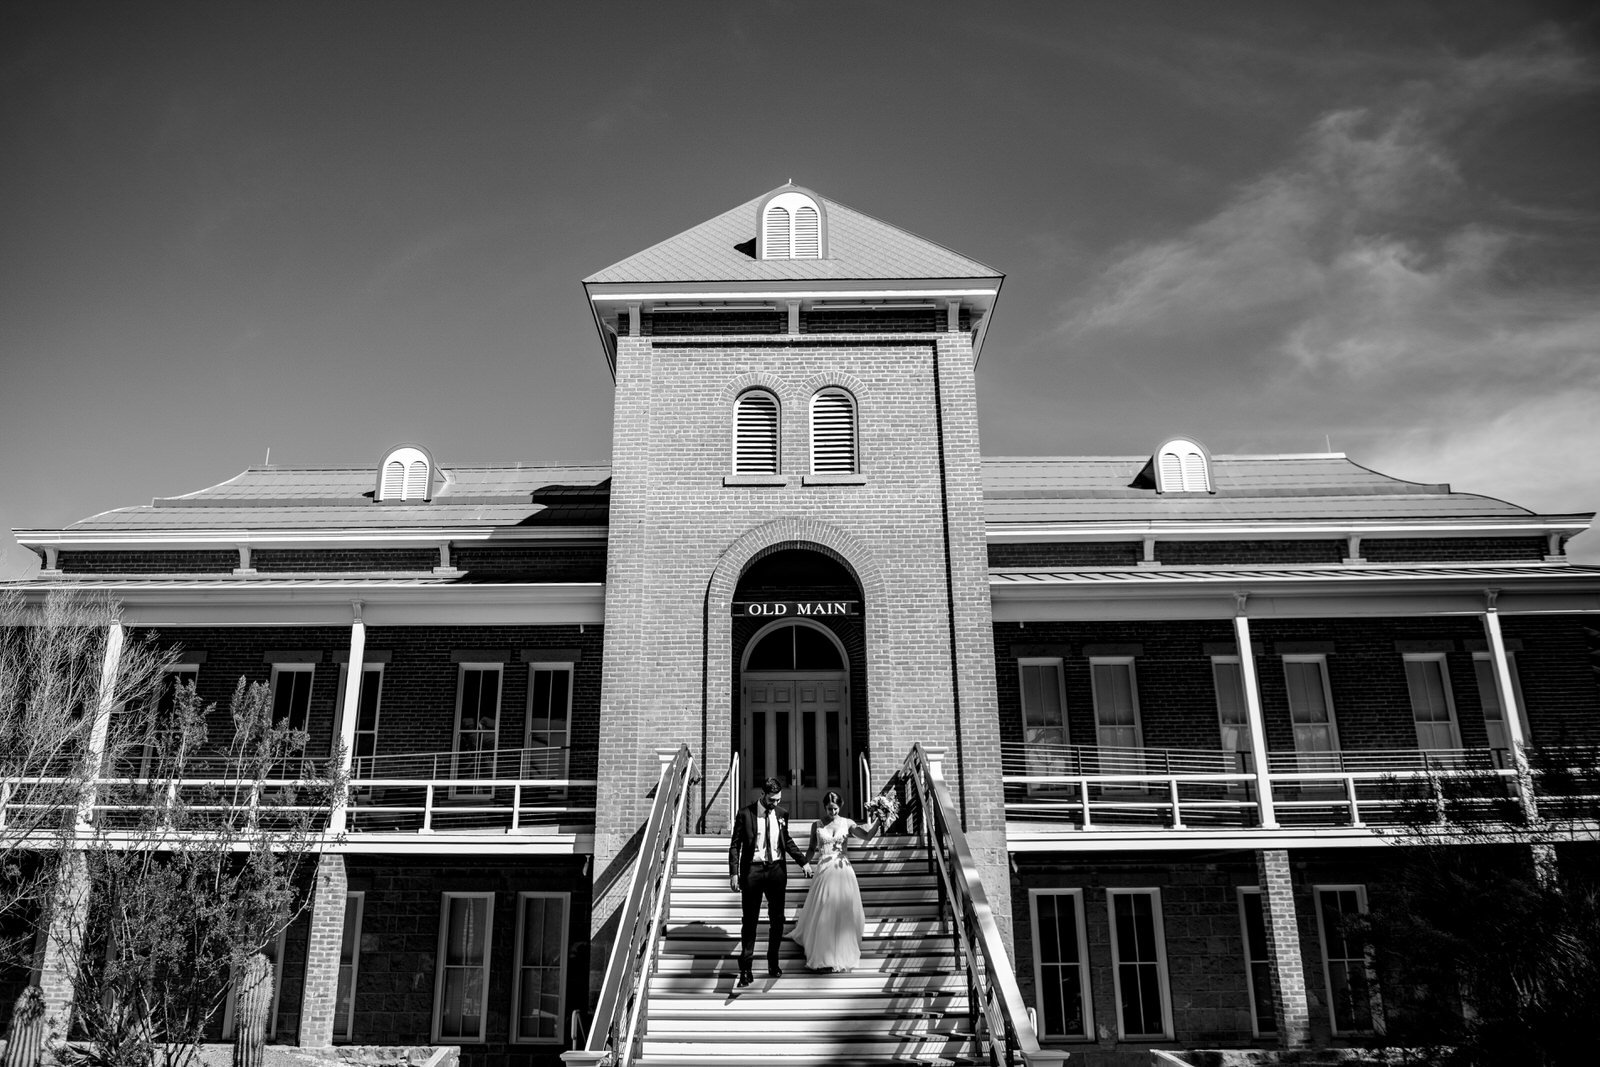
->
[653,954,954,975]
[638,1037,980,1060]
[665,915,947,940]
[648,996,966,1018]
[649,972,969,996]
[637,1054,981,1067]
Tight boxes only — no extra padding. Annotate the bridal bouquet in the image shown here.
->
[866,794,898,827]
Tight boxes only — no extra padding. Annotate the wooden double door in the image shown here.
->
[740,671,851,821]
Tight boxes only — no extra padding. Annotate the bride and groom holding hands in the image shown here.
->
[728,776,893,988]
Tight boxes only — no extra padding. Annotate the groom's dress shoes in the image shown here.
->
[767,966,782,978]
[736,969,753,988]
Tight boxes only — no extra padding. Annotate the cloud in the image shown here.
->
[1362,388,1600,559]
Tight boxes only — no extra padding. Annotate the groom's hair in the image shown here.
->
[761,777,783,796]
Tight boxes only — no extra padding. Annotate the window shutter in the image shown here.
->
[404,460,429,499]
[381,460,405,500]
[1158,452,1182,491]
[810,390,856,474]
[763,206,790,259]
[1180,451,1207,491]
[734,392,780,474]
[792,206,820,258]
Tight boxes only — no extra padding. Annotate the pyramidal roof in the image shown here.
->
[584,186,1002,286]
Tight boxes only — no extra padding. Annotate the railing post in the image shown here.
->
[1234,610,1279,828]
[510,784,522,833]
[421,784,435,833]
[1078,779,1091,829]
[1168,778,1184,829]
[1344,776,1363,827]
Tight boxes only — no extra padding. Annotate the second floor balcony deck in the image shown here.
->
[0,745,598,854]
[1002,740,1600,849]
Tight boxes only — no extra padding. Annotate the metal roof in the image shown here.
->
[982,454,1543,524]
[991,562,1600,587]
[584,187,1002,286]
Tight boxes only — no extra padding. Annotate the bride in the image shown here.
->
[790,790,883,971]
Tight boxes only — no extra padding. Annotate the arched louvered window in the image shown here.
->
[733,391,780,475]
[793,206,820,258]
[1155,439,1210,493]
[377,446,433,501]
[381,460,406,499]
[810,388,857,475]
[763,206,791,259]
[758,190,825,259]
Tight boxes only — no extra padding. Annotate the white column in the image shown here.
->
[1482,598,1537,817]
[78,621,125,828]
[327,604,366,835]
[1233,611,1278,829]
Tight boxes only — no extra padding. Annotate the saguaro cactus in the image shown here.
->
[3,986,45,1067]
[232,953,273,1067]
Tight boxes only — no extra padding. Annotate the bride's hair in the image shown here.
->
[822,791,842,808]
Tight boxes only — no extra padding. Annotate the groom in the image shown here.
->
[728,776,810,987]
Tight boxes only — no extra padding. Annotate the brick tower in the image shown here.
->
[582,185,1014,977]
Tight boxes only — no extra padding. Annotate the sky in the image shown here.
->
[2,0,1598,576]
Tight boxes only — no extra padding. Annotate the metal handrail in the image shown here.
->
[895,744,1067,1066]
[562,744,695,1067]
[858,751,871,820]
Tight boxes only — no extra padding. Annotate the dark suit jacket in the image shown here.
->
[728,800,807,883]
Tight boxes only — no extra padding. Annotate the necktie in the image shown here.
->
[764,810,776,862]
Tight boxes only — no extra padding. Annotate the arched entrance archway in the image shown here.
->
[732,548,864,821]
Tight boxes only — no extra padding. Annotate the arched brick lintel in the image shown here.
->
[701,518,887,831]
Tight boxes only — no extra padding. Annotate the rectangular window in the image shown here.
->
[1315,885,1378,1035]
[1018,658,1069,785]
[335,664,383,772]
[452,665,502,797]
[222,928,287,1039]
[1091,658,1145,785]
[1107,888,1172,1039]
[524,663,573,780]
[129,663,198,775]
[1237,888,1275,1037]
[335,892,364,1041]
[434,893,494,1043]
[512,892,569,1043]
[270,663,315,732]
[1028,889,1092,1040]
[1473,653,1530,753]
[1283,656,1338,763]
[1212,656,1251,767]
[1403,654,1461,751]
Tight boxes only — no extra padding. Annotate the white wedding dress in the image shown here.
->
[789,816,867,970]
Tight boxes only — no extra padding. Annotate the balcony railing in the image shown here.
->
[1002,741,1599,831]
[0,745,597,840]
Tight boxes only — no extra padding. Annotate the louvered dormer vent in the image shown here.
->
[1153,438,1211,494]
[375,445,435,502]
[758,188,827,260]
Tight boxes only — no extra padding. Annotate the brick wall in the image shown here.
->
[451,544,606,582]
[58,550,238,574]
[988,543,1141,569]
[1156,540,1344,566]
[338,856,590,1067]
[144,625,605,776]
[1362,537,1547,562]
[253,550,439,573]
[991,615,1600,755]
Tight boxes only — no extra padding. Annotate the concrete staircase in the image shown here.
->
[635,832,983,1066]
